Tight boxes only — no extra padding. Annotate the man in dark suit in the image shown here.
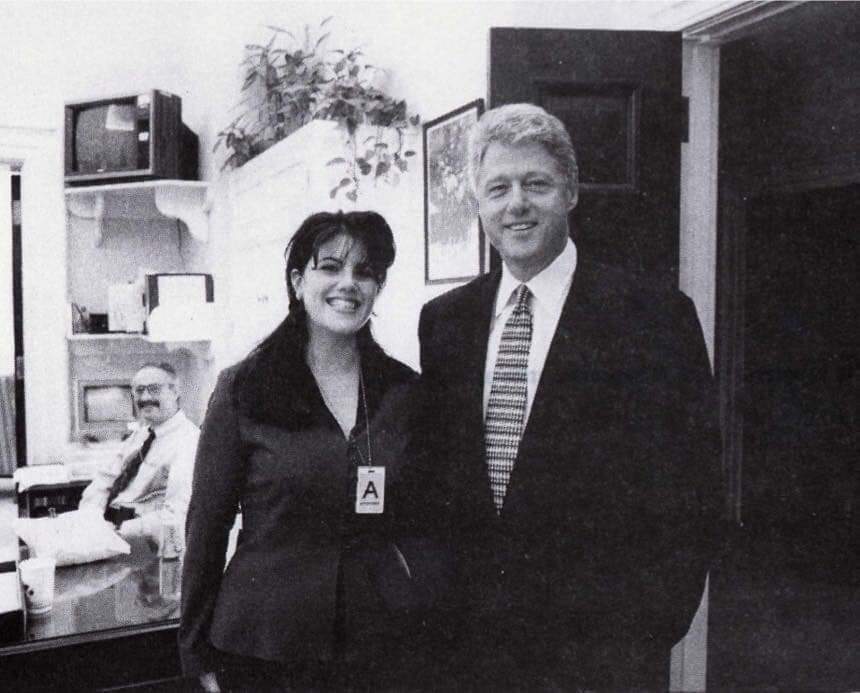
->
[417,103,722,689]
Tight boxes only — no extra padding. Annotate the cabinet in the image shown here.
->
[63,181,214,439]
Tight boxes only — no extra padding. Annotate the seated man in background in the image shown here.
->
[79,362,200,544]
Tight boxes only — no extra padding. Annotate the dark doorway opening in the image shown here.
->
[741,184,857,576]
[710,184,859,689]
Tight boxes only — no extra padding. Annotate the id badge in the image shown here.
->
[356,466,385,514]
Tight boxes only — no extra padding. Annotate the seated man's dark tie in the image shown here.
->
[104,428,156,524]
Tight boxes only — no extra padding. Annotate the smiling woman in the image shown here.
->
[180,210,429,691]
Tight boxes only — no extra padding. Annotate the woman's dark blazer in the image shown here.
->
[178,336,420,676]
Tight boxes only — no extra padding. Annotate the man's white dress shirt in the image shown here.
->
[79,409,200,540]
[483,239,577,425]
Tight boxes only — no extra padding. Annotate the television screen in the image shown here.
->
[73,100,144,174]
[82,383,135,424]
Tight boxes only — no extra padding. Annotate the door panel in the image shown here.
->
[490,28,683,283]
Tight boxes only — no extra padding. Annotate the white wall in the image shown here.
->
[680,41,720,367]
[0,125,68,466]
[0,166,13,376]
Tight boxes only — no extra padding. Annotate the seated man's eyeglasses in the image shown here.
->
[133,383,174,396]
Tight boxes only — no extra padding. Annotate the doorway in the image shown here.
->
[707,2,860,687]
[742,184,857,571]
[709,184,859,688]
[0,170,21,475]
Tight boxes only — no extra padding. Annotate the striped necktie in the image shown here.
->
[485,284,532,512]
[106,427,156,507]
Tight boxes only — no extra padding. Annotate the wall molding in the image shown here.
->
[683,0,805,44]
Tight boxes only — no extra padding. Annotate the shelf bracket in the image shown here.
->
[66,191,107,246]
[154,184,211,242]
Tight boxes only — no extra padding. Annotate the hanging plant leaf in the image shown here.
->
[356,158,373,176]
[326,157,348,166]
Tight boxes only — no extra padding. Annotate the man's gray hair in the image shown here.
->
[138,361,178,381]
[467,103,578,196]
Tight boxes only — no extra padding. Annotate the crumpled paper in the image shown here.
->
[13,510,131,567]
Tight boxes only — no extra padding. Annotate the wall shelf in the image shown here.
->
[67,333,144,341]
[65,180,211,245]
[67,333,212,360]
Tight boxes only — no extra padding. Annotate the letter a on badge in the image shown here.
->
[356,466,385,514]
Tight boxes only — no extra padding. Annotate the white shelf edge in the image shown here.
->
[67,332,211,345]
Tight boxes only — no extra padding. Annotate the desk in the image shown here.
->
[16,480,91,519]
[0,537,185,690]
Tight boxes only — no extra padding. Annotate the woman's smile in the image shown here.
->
[326,295,362,312]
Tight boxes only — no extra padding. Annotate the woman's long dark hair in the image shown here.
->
[233,210,396,423]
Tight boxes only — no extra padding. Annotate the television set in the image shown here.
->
[73,379,136,441]
[64,90,199,186]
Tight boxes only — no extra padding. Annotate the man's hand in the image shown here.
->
[199,672,220,692]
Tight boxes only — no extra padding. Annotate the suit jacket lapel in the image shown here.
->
[533,258,605,396]
[471,271,499,374]
[502,260,604,515]
[458,270,501,515]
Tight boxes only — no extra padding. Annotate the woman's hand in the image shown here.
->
[199,672,221,692]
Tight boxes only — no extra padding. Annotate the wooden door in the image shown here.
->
[490,28,684,284]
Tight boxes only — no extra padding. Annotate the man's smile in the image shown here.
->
[506,222,538,232]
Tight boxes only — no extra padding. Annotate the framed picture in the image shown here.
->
[423,99,485,284]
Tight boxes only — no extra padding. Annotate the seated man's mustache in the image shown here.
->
[137,400,160,408]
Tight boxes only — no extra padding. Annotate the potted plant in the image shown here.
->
[215,18,419,201]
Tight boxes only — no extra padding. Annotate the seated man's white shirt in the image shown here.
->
[483,238,577,425]
[79,410,200,540]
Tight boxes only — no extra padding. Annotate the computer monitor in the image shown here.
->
[73,379,136,441]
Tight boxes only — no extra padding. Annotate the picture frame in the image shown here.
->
[423,99,485,284]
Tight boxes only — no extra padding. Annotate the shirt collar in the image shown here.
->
[496,239,577,318]
[146,409,188,437]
